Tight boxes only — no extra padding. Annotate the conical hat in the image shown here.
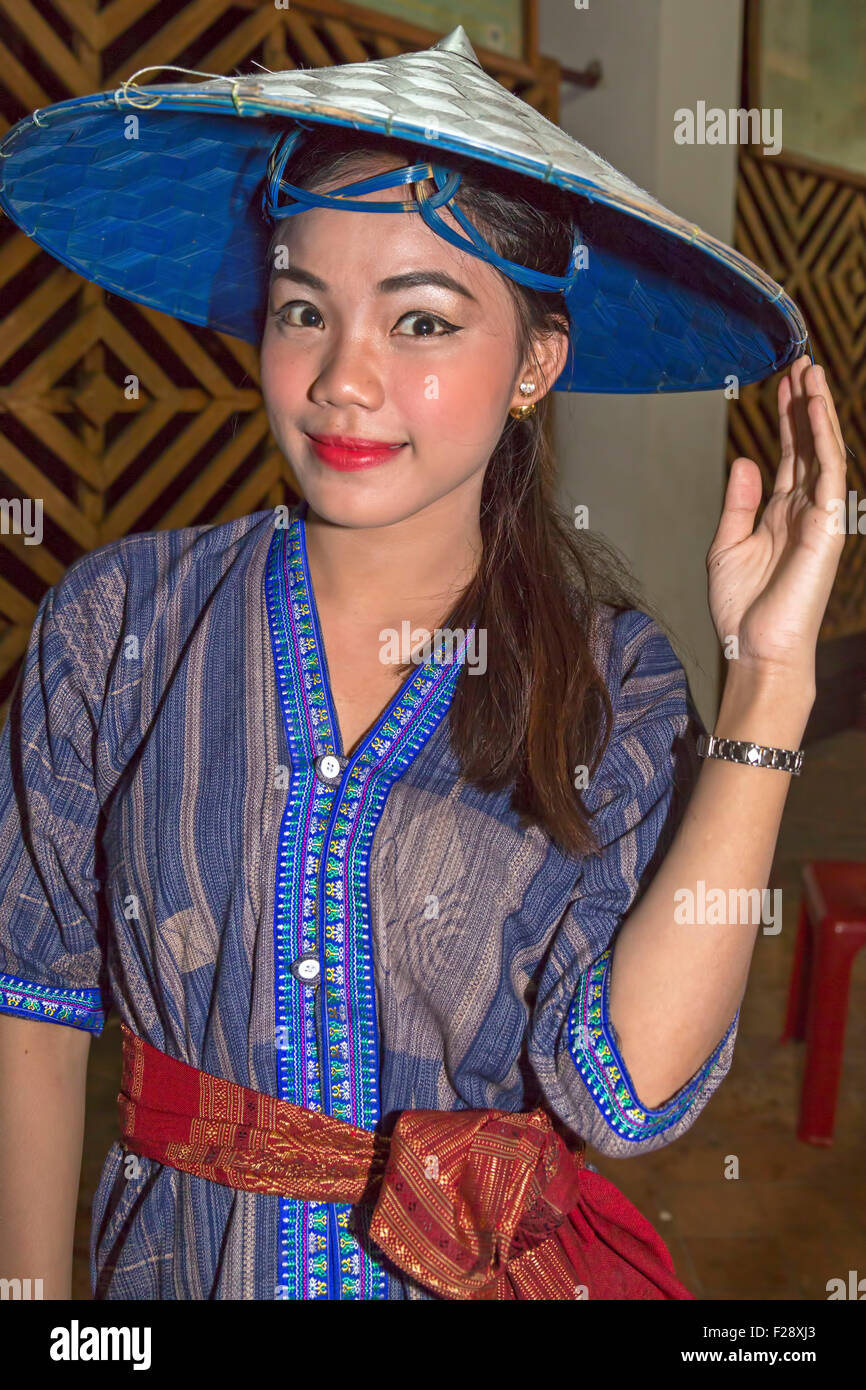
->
[0,25,805,393]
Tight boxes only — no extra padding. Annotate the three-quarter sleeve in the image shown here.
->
[528,608,739,1157]
[0,581,107,1036]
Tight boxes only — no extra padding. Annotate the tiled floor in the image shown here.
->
[73,728,866,1300]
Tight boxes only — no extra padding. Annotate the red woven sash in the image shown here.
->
[117,1021,694,1300]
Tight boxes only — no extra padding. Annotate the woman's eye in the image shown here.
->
[273,301,323,328]
[394,311,458,338]
[271,302,458,336]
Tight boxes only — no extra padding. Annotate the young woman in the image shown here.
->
[0,29,846,1300]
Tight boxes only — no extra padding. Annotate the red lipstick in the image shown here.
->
[306,433,407,471]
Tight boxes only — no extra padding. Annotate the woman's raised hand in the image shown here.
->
[706,354,848,689]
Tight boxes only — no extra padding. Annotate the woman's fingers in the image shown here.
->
[808,362,846,460]
[774,371,797,495]
[774,356,847,503]
[709,455,764,559]
[807,388,848,520]
[789,354,814,487]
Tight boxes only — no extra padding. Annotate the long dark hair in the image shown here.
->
[265,124,674,857]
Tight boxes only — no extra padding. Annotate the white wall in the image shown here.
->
[540,0,745,724]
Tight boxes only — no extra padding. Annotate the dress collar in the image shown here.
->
[265,501,476,771]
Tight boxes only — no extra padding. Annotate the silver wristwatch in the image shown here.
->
[696,732,804,776]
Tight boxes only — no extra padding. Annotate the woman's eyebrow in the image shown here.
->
[378,269,478,303]
[271,264,478,303]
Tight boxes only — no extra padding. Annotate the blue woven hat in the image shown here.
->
[0,25,805,394]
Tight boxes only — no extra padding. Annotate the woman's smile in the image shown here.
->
[305,432,408,470]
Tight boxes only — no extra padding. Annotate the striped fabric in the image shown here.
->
[0,500,738,1300]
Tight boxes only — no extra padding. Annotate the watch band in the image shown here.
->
[696,732,804,776]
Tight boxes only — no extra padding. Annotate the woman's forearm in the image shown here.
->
[0,1014,91,1299]
[607,666,815,1109]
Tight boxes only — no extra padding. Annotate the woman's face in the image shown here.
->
[259,159,567,530]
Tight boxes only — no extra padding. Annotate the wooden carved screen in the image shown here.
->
[728,148,866,644]
[729,0,866,646]
[0,0,560,722]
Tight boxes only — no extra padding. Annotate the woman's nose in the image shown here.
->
[309,335,385,410]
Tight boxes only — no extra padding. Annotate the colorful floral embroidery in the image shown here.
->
[0,972,104,1035]
[567,947,738,1141]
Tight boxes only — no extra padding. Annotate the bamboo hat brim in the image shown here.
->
[0,25,806,393]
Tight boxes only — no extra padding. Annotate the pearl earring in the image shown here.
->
[509,380,537,420]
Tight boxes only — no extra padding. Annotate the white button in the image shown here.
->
[315,754,343,783]
[290,952,320,985]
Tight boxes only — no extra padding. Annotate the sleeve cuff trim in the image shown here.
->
[0,972,104,1036]
[567,947,737,1141]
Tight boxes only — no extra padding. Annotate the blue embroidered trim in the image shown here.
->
[265,506,473,1299]
[567,947,738,1141]
[266,517,329,1299]
[0,972,104,1036]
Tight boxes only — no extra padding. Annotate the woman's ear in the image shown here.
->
[510,328,571,411]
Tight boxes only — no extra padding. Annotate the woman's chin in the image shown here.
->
[297,476,428,530]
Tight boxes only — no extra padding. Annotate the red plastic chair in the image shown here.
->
[781,861,866,1145]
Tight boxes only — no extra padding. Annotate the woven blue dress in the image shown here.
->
[0,499,738,1299]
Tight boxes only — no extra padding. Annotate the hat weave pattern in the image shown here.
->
[0,26,806,393]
